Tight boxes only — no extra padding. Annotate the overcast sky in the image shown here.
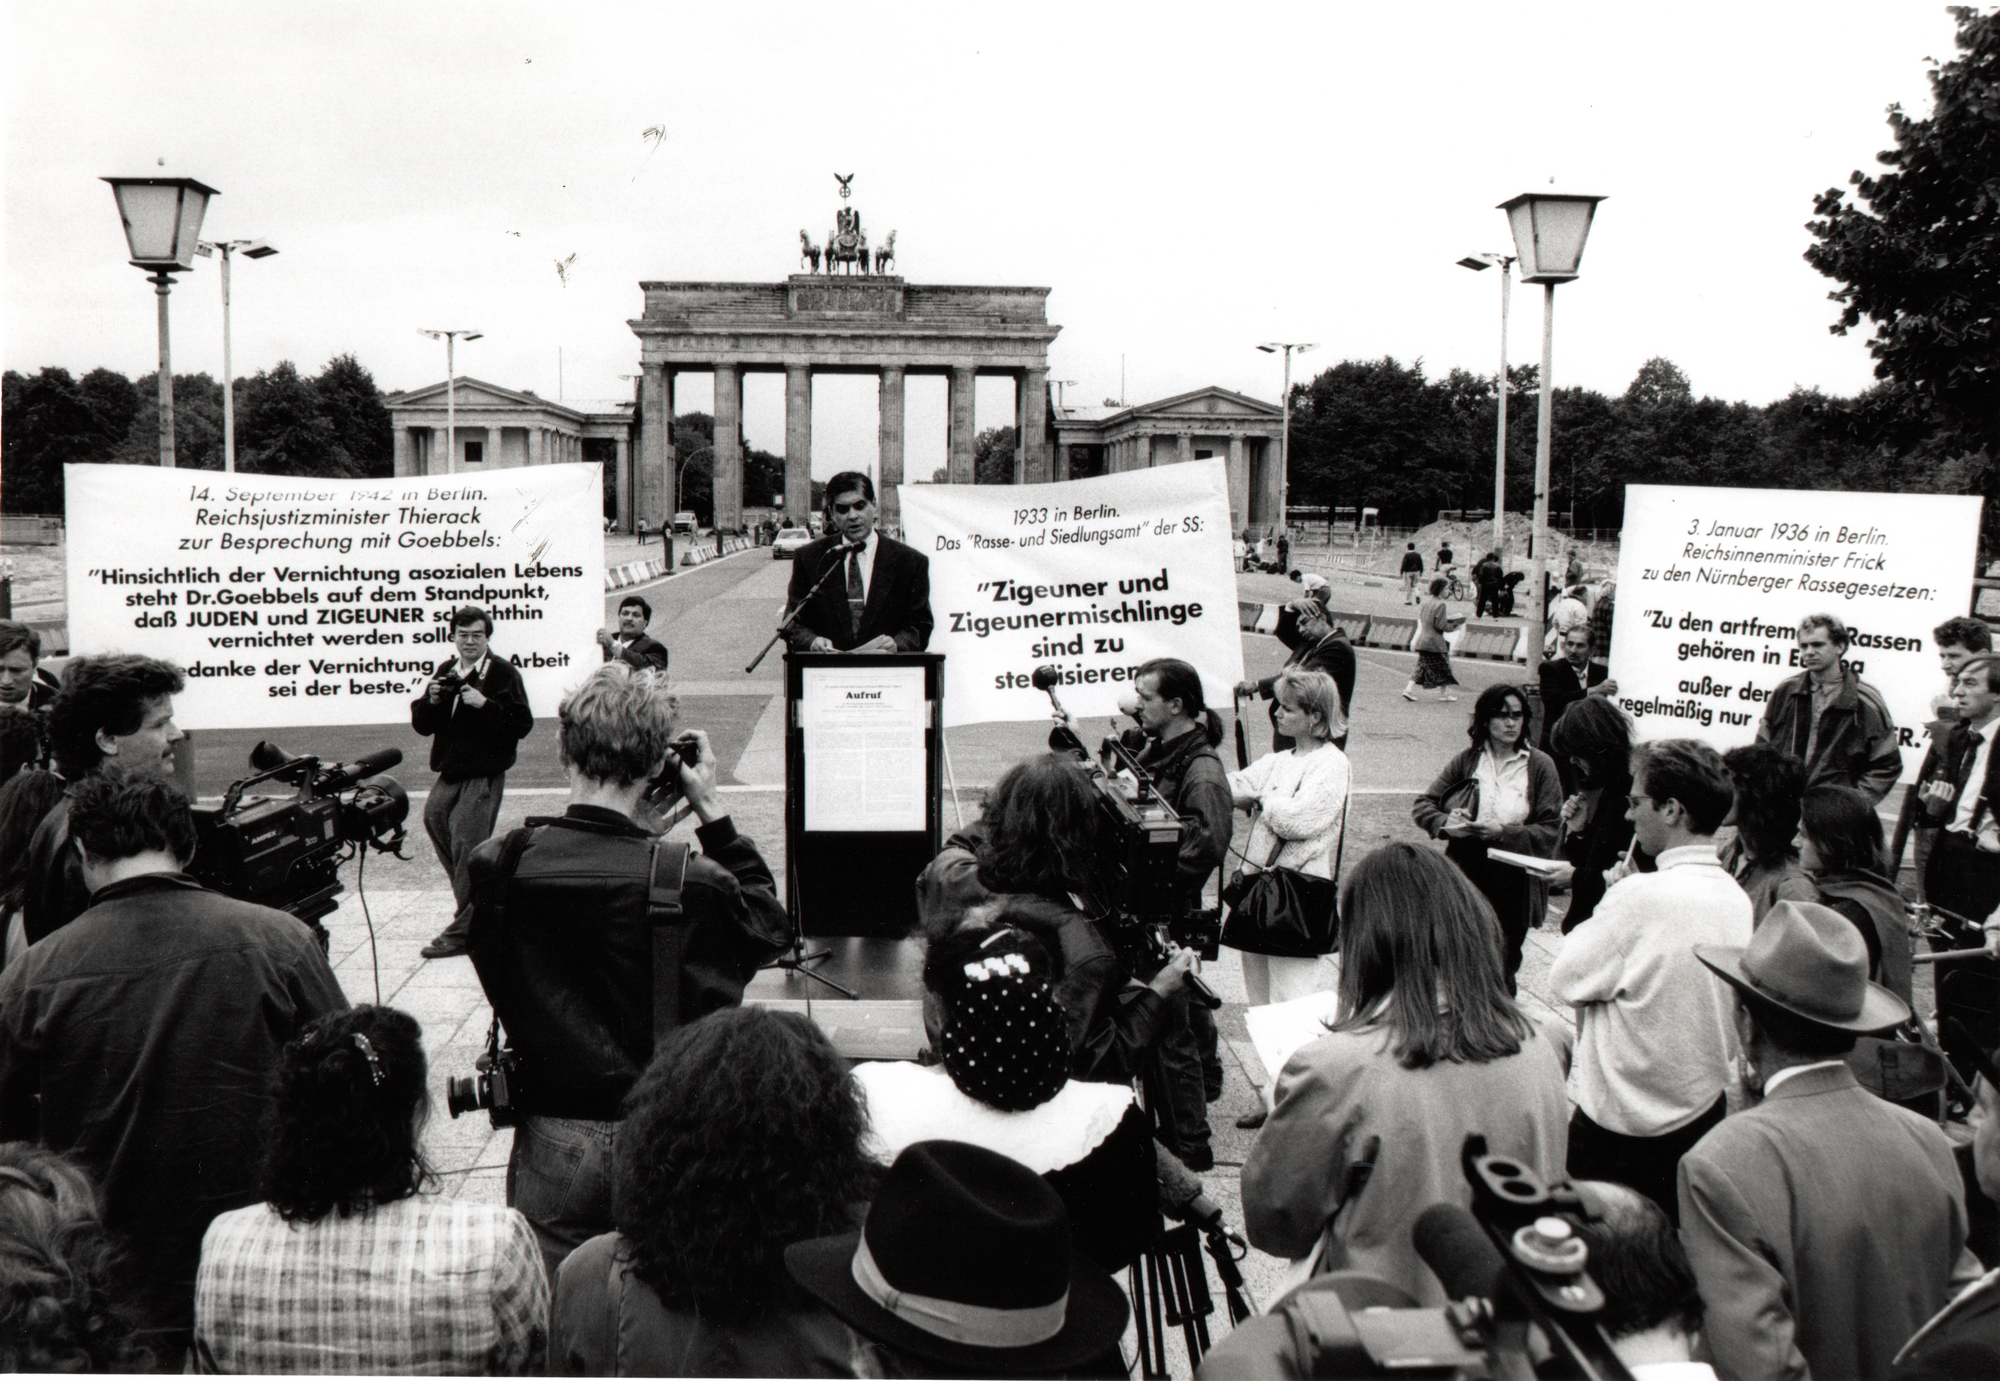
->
[2,2,1964,482]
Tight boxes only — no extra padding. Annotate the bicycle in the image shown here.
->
[1441,566,1470,602]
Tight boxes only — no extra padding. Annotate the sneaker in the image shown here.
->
[421,932,470,959]
[1235,1107,1268,1130]
[1440,694,1459,702]
[1402,690,1418,701]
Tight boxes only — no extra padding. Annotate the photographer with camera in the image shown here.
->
[463,664,788,1285]
[413,604,534,960]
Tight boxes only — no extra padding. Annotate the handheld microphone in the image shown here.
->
[1412,1203,1508,1304]
[1032,665,1091,758]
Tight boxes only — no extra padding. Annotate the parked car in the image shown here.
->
[671,510,699,536]
[772,525,813,560]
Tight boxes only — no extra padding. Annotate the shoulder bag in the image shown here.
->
[1220,792,1347,959]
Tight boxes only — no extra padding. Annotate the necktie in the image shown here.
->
[846,552,866,636]
[1965,730,1988,831]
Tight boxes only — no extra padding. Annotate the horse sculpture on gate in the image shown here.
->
[799,230,821,273]
[873,230,896,275]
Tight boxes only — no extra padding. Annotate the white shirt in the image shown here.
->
[1951,718,2000,848]
[1474,745,1532,827]
[1761,1059,1846,1097]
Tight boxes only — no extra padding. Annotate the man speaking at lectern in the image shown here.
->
[783,471,932,654]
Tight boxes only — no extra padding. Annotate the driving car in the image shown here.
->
[771,525,813,560]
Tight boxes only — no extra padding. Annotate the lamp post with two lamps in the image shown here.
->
[1256,341,1316,538]
[195,238,278,472]
[419,329,483,475]
[101,176,218,468]
[1498,191,1604,673]
[1456,251,1516,556]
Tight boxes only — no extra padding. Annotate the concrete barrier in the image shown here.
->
[1362,615,1417,650]
[1323,610,1371,643]
[1456,623,1522,661]
[1238,601,1281,634]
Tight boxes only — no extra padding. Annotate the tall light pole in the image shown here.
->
[1500,192,1605,673]
[1457,252,1516,555]
[419,329,483,474]
[102,177,218,468]
[196,238,277,472]
[1257,341,1316,534]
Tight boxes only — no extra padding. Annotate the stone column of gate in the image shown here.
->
[1262,435,1285,528]
[1019,367,1049,483]
[639,363,669,528]
[613,435,631,531]
[785,364,813,523]
[1226,435,1248,533]
[948,365,977,484]
[713,364,744,533]
[394,428,413,478]
[879,366,906,531]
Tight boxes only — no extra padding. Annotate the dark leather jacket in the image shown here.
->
[466,805,788,1121]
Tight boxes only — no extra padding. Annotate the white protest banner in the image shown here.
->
[1609,483,1982,779]
[899,459,1243,727]
[64,463,606,731]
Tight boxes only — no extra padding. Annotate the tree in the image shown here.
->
[234,361,349,476]
[315,355,393,477]
[973,425,1017,484]
[1623,358,1694,412]
[2,368,120,512]
[107,373,225,473]
[1805,7,2000,532]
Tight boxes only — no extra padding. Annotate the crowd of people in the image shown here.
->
[9,532,2000,1379]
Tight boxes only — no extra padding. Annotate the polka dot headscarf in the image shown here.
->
[939,943,1070,1112]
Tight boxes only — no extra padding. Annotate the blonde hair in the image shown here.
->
[557,664,678,785]
[1275,667,1345,744]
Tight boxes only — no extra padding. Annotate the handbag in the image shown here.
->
[1220,797,1347,959]
[1437,775,1479,825]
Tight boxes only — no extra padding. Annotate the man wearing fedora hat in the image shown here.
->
[785,1140,1130,1378]
[1681,900,1983,1381]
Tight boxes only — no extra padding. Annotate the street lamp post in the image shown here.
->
[102,177,218,468]
[1256,341,1316,536]
[1499,191,1605,674]
[1457,252,1516,555]
[419,329,483,474]
[196,238,278,472]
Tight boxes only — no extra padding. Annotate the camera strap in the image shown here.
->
[647,840,692,1044]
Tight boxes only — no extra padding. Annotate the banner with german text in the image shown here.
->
[899,460,1243,727]
[64,463,606,730]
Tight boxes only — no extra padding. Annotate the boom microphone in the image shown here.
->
[1412,1203,1508,1304]
[322,748,404,792]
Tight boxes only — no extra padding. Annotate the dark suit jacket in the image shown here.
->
[782,534,932,652]
[603,632,669,672]
[1537,656,1608,752]
[1679,1063,1981,1381]
[1895,717,2000,869]
[1255,621,1356,752]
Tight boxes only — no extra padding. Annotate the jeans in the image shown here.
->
[507,1114,618,1287]
[424,772,506,924]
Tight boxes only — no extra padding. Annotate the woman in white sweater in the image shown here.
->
[1226,667,1352,1009]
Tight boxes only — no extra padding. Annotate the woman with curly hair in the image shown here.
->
[550,1005,879,1377]
[1719,744,1817,924]
[193,1006,548,1374]
[0,1142,153,1372]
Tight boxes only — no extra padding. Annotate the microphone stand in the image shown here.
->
[746,541,859,673]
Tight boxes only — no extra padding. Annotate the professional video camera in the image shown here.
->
[1031,665,1220,1009]
[1251,1135,1636,1379]
[187,740,410,942]
[445,1016,520,1127]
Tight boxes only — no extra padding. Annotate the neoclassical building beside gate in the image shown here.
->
[386,248,1286,535]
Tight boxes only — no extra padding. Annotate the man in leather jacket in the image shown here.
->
[466,665,788,1284]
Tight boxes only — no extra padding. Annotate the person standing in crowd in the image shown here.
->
[1683,901,1981,1381]
[1550,739,1751,1222]
[1566,547,1587,589]
[853,924,1158,1274]
[595,594,669,672]
[1800,785,1914,1006]
[23,653,184,944]
[1237,591,1355,751]
[466,665,787,1285]
[1130,657,1233,1167]
[1589,579,1617,678]
[1901,653,2000,1078]
[1547,696,1643,934]
[1473,549,1504,619]
[1399,541,1425,603]
[0,770,348,1363]
[1241,843,1569,1305]
[1413,683,1562,989]
[1892,615,1997,892]
[1275,526,1291,573]
[1756,612,1902,801]
[0,771,63,968]
[1403,577,1463,702]
[194,1006,548,1375]
[0,1143,157,1372]
[551,1007,880,1377]
[915,755,1198,1087]
[1545,584,1591,657]
[0,705,44,783]
[785,1140,1130,1381]
[0,621,59,710]
[1893,1073,2000,1379]
[1539,625,1613,791]
[783,471,932,654]
[1719,744,1817,924]
[413,604,534,959]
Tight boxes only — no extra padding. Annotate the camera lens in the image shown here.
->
[444,1075,480,1119]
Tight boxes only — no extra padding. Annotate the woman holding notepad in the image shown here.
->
[1412,684,1563,990]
